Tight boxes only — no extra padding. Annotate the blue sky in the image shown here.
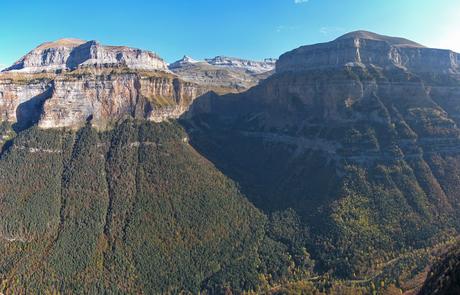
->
[1,0,460,68]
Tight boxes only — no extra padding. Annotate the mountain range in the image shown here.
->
[1,30,460,294]
[169,55,275,90]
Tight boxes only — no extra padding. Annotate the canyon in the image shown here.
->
[1,30,460,294]
[184,30,460,292]
[0,39,274,130]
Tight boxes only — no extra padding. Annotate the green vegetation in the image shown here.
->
[0,122,16,151]
[182,65,460,293]
[0,120,325,294]
[1,65,460,293]
[0,72,55,84]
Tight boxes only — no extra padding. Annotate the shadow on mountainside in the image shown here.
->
[13,87,53,133]
[179,90,266,204]
[66,41,94,70]
[179,89,339,220]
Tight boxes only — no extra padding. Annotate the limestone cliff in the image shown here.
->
[184,31,460,281]
[3,38,168,73]
[276,30,459,75]
[1,39,278,129]
[190,31,460,132]
[0,73,55,130]
[0,40,206,129]
[38,69,205,129]
[0,69,205,129]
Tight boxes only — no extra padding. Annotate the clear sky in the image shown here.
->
[1,0,460,69]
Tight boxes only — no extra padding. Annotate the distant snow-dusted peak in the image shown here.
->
[169,55,277,90]
[205,56,276,74]
[182,55,199,64]
[169,55,276,74]
[169,55,201,69]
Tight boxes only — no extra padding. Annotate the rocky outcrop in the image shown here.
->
[184,32,460,282]
[189,31,460,131]
[38,69,204,129]
[0,38,275,130]
[169,55,275,91]
[276,30,459,75]
[168,55,200,69]
[0,73,55,124]
[0,38,210,129]
[0,69,205,130]
[3,38,168,73]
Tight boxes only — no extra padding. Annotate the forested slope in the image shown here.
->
[0,120,314,293]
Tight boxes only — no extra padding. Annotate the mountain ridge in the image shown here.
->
[0,38,277,129]
[35,38,87,50]
[335,30,426,47]
[1,30,460,293]
[3,38,168,73]
[181,30,460,293]
[169,55,275,90]
[276,30,460,74]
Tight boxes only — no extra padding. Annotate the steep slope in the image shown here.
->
[2,31,460,293]
[0,69,206,130]
[3,38,168,73]
[183,31,460,284]
[276,30,459,74]
[1,40,275,131]
[38,68,206,129]
[419,243,460,295]
[0,120,315,293]
[0,38,212,130]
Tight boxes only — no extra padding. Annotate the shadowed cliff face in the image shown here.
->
[185,66,460,218]
[14,87,53,132]
[182,32,460,279]
[419,243,460,295]
[0,74,54,123]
